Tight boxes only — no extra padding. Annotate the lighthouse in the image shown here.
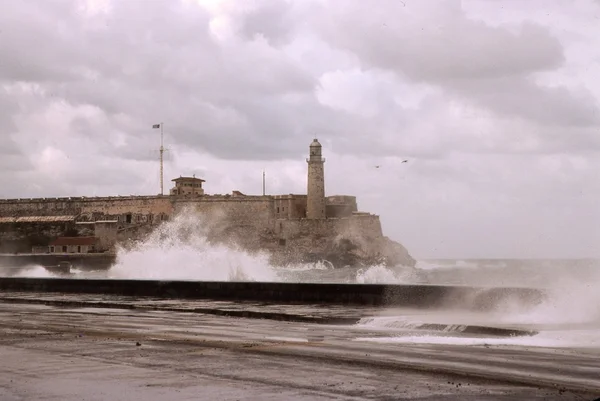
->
[306,138,326,219]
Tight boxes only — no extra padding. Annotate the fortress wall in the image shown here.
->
[0,194,276,232]
[0,197,173,251]
[78,197,172,219]
[173,197,274,228]
[0,196,173,223]
[278,218,335,239]
[172,197,276,251]
[0,194,383,258]
[273,195,307,219]
[334,214,383,239]
[277,214,383,241]
[0,199,75,216]
[325,196,358,218]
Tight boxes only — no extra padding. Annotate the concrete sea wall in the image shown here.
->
[0,278,545,310]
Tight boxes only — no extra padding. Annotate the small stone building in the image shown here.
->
[170,176,205,196]
[49,237,98,254]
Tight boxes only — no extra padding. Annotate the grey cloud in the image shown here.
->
[446,76,600,127]
[0,88,18,143]
[164,94,328,160]
[0,154,30,173]
[59,161,149,190]
[0,89,32,172]
[238,0,297,46]
[68,117,159,162]
[0,136,23,159]
[0,0,88,83]
[311,0,600,129]
[314,1,564,81]
[0,0,318,161]
[1,0,595,168]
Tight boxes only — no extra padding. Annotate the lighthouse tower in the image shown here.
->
[306,138,326,219]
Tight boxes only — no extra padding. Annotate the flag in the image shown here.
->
[152,124,161,129]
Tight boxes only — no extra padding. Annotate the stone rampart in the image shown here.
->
[174,196,274,226]
[0,194,275,226]
[277,213,383,240]
[0,196,173,223]
[267,213,408,267]
[172,196,277,251]
[334,213,384,238]
[273,195,307,219]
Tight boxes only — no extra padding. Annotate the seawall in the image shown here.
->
[0,278,545,310]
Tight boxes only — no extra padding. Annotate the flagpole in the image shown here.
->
[262,169,265,196]
[160,122,164,196]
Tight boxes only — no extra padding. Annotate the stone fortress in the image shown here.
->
[0,140,415,269]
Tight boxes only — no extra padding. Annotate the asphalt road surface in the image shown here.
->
[0,300,598,400]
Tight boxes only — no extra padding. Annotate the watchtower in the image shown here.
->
[306,139,326,219]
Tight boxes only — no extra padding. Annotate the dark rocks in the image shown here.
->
[269,234,415,269]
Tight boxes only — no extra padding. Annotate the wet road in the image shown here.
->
[0,300,598,400]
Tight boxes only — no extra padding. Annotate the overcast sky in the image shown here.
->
[1,0,600,259]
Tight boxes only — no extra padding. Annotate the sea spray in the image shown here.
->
[355,264,419,284]
[108,212,278,281]
[352,332,600,348]
[497,266,600,326]
[11,265,55,278]
[352,259,600,348]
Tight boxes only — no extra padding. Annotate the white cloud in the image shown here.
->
[1,0,600,258]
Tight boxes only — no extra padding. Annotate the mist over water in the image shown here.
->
[3,214,600,348]
[106,214,600,288]
[108,216,600,335]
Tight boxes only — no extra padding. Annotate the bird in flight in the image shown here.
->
[375,160,407,169]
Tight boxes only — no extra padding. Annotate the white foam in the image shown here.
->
[357,316,426,330]
[17,265,55,278]
[353,259,600,348]
[279,260,335,272]
[109,213,278,282]
[357,317,477,334]
[356,265,418,284]
[354,328,600,348]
